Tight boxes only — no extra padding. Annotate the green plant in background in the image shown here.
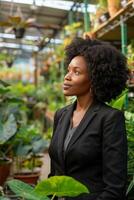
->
[5,176,89,200]
[108,89,134,197]
[125,111,134,199]
[98,0,108,9]
[0,52,15,68]
[12,124,49,173]
[9,82,35,98]
[0,80,27,161]
[0,114,17,161]
[127,40,134,69]
[108,89,128,110]
[126,175,134,197]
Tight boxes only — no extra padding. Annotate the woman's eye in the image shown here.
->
[75,71,80,75]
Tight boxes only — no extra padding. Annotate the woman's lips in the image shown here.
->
[63,84,72,90]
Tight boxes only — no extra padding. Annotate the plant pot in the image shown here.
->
[13,171,40,185]
[13,28,25,39]
[107,0,121,17]
[0,158,12,186]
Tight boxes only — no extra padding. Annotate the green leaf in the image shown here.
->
[5,97,24,104]
[109,91,127,110]
[0,79,10,87]
[32,139,48,154]
[0,197,10,200]
[126,176,134,195]
[0,86,10,94]
[35,176,89,197]
[0,114,17,144]
[15,144,31,156]
[7,179,49,200]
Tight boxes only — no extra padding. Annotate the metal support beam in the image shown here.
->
[84,0,90,32]
[120,16,128,108]
[68,10,74,25]
[120,16,127,55]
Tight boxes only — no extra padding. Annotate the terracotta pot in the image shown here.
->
[14,172,40,185]
[107,0,121,17]
[0,159,12,186]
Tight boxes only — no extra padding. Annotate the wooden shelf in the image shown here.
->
[93,0,134,41]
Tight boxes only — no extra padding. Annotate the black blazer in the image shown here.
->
[49,101,128,200]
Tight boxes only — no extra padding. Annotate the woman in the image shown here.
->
[49,38,128,200]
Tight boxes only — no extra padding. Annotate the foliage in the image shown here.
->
[108,89,128,110]
[127,40,134,68]
[0,114,17,145]
[109,90,134,196]
[98,0,108,9]
[0,52,14,68]
[9,82,35,98]
[12,124,48,172]
[6,176,89,200]
[125,109,134,197]
[0,80,26,161]
[7,179,48,200]
[126,175,134,196]
[35,176,89,197]
[64,22,82,39]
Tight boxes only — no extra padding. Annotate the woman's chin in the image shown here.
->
[63,91,73,96]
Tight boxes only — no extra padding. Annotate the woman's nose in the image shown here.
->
[64,72,71,81]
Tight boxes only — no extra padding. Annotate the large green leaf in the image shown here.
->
[32,138,48,154]
[109,92,127,110]
[0,114,17,144]
[15,143,31,156]
[35,176,89,197]
[7,179,49,200]
[0,197,10,200]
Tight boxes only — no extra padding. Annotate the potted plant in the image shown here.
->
[0,16,35,39]
[0,114,17,186]
[0,80,27,186]
[12,124,49,185]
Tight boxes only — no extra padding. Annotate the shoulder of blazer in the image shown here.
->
[54,103,74,123]
[98,102,125,121]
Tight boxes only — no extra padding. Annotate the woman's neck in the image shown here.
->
[76,93,94,112]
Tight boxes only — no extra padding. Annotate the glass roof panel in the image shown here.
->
[1,0,96,12]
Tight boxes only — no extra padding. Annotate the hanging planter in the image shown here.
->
[13,27,26,39]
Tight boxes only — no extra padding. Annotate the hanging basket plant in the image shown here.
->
[13,27,26,39]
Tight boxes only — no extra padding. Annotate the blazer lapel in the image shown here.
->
[57,102,76,170]
[65,101,101,153]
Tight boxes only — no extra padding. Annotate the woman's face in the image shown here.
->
[63,56,91,96]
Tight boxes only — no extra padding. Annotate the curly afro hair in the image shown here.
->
[65,37,129,103]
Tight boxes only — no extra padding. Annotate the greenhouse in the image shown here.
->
[0,0,134,200]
